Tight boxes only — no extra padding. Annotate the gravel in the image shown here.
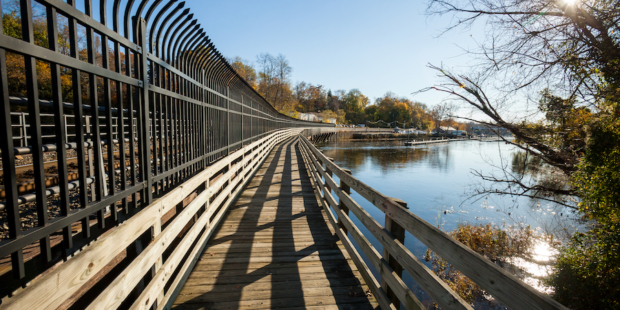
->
[0,172,140,240]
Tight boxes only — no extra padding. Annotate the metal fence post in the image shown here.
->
[85,116,96,200]
[241,94,244,147]
[21,112,27,147]
[227,85,230,155]
[382,198,408,309]
[64,114,69,139]
[137,17,152,205]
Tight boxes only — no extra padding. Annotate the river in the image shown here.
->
[318,139,579,309]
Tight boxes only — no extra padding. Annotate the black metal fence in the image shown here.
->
[0,0,331,292]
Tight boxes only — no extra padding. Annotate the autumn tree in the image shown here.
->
[228,56,257,89]
[256,53,294,111]
[326,89,342,111]
[429,102,456,131]
[3,0,124,106]
[341,89,369,125]
[293,82,327,112]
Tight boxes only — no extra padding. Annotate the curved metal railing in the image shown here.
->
[0,0,331,301]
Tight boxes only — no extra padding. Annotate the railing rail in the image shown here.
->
[298,135,568,310]
[0,0,331,304]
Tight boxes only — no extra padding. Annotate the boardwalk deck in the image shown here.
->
[172,137,378,310]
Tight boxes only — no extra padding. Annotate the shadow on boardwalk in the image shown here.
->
[172,137,377,310]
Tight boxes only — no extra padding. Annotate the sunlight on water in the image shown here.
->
[510,239,559,294]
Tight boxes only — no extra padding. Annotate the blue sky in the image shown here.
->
[63,0,484,107]
[180,0,484,106]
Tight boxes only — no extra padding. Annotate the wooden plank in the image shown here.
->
[215,222,330,230]
[175,285,369,303]
[194,254,349,265]
[224,208,323,215]
[202,243,344,254]
[178,277,368,295]
[277,305,375,310]
[184,270,364,286]
[186,260,357,273]
[213,229,335,237]
[172,295,375,310]
[199,249,346,260]
[187,265,355,278]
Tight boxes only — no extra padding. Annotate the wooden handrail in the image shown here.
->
[299,137,467,310]
[296,139,396,310]
[299,135,568,310]
[299,144,424,310]
[0,129,303,310]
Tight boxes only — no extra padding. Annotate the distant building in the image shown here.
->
[306,112,323,122]
[394,128,429,135]
[434,126,458,134]
[298,113,320,122]
[296,112,336,124]
[439,126,457,132]
[470,126,511,136]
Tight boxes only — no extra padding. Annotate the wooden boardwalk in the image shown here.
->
[172,137,378,310]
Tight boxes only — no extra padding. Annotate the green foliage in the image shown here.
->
[552,111,620,309]
[550,224,620,309]
[2,11,21,40]
[538,90,591,158]
[362,92,436,129]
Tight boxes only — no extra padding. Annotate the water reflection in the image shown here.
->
[509,239,559,294]
[320,141,454,174]
[320,140,577,233]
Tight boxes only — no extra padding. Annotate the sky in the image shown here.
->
[179,0,485,106]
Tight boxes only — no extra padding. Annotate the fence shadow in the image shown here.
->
[173,137,375,309]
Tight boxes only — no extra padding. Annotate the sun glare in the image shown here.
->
[562,0,577,6]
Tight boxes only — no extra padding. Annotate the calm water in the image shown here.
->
[318,139,578,309]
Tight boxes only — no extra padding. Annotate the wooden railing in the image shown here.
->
[0,129,303,310]
[298,135,568,310]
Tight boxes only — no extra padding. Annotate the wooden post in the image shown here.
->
[152,219,164,306]
[324,157,334,195]
[382,197,408,309]
[228,162,232,199]
[338,169,352,235]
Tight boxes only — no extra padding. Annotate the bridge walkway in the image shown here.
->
[172,137,378,310]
